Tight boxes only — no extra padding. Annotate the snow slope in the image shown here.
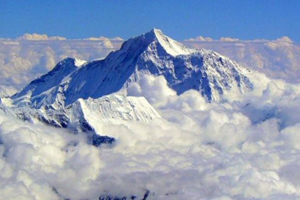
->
[0,93,160,132]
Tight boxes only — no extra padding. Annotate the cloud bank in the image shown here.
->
[1,71,300,199]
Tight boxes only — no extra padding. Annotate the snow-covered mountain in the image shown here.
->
[11,28,253,108]
[0,28,254,145]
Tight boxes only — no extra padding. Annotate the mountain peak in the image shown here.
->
[12,57,82,102]
[145,28,163,39]
[117,28,196,58]
[139,28,197,56]
[52,57,85,72]
[151,28,162,33]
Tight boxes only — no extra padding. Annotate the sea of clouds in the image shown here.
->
[1,69,300,199]
[1,33,300,199]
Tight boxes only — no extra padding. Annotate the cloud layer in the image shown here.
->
[1,70,300,199]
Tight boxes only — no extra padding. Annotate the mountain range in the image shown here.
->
[0,28,254,146]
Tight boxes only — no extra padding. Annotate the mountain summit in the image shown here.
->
[11,28,253,108]
[127,28,197,56]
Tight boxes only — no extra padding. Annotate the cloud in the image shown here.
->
[274,36,293,43]
[17,33,66,40]
[2,72,300,199]
[184,36,214,42]
[219,37,240,42]
[0,114,105,200]
[127,74,177,107]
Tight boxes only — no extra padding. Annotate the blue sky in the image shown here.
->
[0,0,299,42]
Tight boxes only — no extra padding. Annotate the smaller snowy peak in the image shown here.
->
[48,58,80,74]
[12,57,82,102]
[54,57,86,70]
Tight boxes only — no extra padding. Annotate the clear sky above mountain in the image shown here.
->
[0,0,299,42]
